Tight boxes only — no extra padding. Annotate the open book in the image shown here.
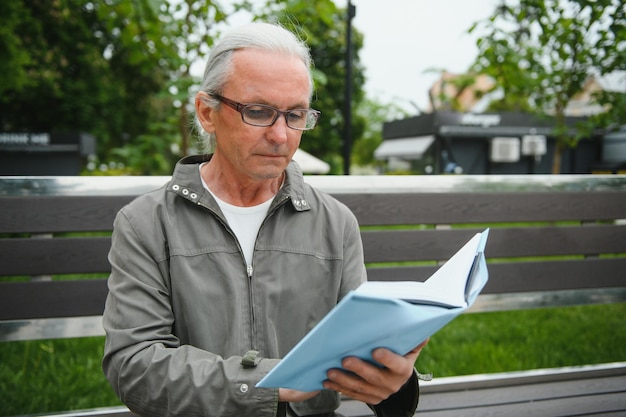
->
[257,229,489,391]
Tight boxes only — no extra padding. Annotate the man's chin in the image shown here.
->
[251,165,286,181]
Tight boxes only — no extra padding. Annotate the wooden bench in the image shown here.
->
[1,174,625,417]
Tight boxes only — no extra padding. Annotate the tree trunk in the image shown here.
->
[552,107,566,174]
[179,104,189,156]
[551,142,562,174]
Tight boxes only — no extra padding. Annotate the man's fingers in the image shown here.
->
[323,339,430,405]
[371,339,429,375]
[323,370,386,405]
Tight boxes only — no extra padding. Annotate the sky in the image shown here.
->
[211,0,501,112]
[350,0,500,112]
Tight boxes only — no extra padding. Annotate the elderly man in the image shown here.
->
[103,22,424,417]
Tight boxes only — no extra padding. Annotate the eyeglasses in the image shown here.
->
[210,94,321,131]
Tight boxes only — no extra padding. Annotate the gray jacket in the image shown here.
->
[102,155,418,417]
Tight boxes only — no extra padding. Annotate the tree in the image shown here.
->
[154,0,234,158]
[0,1,172,155]
[253,0,368,173]
[469,0,626,174]
[0,0,394,175]
[0,0,231,174]
[352,97,409,169]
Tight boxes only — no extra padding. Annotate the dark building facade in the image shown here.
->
[378,111,611,174]
[0,132,96,175]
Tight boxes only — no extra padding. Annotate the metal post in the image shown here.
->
[343,0,356,175]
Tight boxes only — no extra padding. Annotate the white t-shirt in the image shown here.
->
[211,195,272,267]
[200,165,274,267]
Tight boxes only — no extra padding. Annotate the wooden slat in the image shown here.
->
[420,362,626,392]
[366,258,626,293]
[337,367,626,417]
[0,280,108,320]
[0,195,133,234]
[486,259,626,293]
[361,225,626,263]
[336,192,626,226]
[486,224,626,257]
[0,236,111,276]
[418,385,626,417]
[1,259,623,321]
[416,370,626,417]
[1,225,623,277]
[2,188,625,234]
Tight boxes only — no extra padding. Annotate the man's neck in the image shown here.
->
[200,161,284,207]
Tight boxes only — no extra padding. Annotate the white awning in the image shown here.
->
[374,135,435,160]
[292,148,331,174]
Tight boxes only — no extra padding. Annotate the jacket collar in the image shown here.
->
[167,155,311,212]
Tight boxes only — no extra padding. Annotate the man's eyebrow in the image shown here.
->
[253,99,310,110]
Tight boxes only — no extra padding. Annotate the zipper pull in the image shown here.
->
[247,265,253,278]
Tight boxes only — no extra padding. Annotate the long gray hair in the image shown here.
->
[194,22,314,153]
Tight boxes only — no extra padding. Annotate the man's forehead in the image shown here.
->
[231,47,304,67]
[226,49,311,100]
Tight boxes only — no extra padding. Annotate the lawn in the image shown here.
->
[1,303,625,416]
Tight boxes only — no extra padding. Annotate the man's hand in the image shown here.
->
[322,339,428,405]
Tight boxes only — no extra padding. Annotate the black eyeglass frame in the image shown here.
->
[210,93,321,131]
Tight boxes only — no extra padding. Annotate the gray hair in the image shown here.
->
[194,22,314,153]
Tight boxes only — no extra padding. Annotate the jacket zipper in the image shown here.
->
[197,200,256,346]
[246,264,256,349]
[247,194,290,350]
[198,193,291,352]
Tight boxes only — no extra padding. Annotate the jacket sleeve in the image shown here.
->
[370,370,419,417]
[102,210,280,417]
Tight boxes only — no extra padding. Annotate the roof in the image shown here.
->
[292,148,330,174]
[374,135,435,159]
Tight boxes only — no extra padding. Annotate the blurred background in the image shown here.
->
[0,0,624,177]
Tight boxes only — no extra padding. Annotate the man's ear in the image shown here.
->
[195,92,216,134]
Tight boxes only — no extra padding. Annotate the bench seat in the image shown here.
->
[29,363,626,417]
[1,174,625,417]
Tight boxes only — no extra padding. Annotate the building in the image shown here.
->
[0,132,96,175]
[377,111,604,175]
[375,70,625,175]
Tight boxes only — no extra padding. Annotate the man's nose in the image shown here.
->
[267,115,290,143]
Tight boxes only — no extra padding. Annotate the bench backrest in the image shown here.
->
[1,175,625,342]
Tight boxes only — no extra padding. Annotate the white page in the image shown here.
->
[354,280,462,307]
[356,232,483,308]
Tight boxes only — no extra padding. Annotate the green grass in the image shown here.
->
[417,303,626,377]
[1,303,625,416]
[0,337,122,416]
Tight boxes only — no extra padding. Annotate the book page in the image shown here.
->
[356,231,486,308]
[354,280,462,308]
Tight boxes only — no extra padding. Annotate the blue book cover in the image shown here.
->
[257,229,490,391]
